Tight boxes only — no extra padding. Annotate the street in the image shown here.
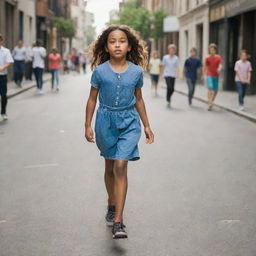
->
[0,72,256,256]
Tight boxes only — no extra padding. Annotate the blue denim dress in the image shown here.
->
[90,60,144,161]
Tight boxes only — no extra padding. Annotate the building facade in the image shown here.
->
[70,0,87,51]
[0,0,36,49]
[178,0,209,73]
[209,0,256,93]
[140,0,179,57]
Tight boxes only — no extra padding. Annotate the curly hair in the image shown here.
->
[88,25,148,70]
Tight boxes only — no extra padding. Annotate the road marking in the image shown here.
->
[24,163,59,169]
[219,220,241,224]
[0,220,7,224]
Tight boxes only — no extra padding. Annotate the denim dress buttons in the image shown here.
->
[90,60,144,161]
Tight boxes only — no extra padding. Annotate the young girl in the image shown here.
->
[234,50,252,111]
[149,51,161,96]
[85,25,154,239]
[204,44,222,111]
[48,48,61,91]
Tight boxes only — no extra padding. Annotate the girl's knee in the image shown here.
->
[113,161,127,178]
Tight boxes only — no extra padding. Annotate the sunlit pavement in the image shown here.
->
[0,71,256,256]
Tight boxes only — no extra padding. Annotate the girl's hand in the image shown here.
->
[85,126,95,143]
[144,126,154,144]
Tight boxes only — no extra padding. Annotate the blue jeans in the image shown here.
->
[236,81,248,105]
[51,69,59,88]
[13,60,25,85]
[186,78,196,104]
[33,68,44,89]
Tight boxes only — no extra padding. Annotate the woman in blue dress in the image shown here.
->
[85,25,154,239]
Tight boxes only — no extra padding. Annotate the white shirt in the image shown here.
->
[12,46,26,61]
[0,46,14,75]
[162,55,179,78]
[32,46,46,68]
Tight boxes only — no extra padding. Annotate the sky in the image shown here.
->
[86,0,122,34]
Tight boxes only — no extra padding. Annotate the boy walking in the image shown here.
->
[234,50,252,111]
[183,48,202,105]
[161,44,179,108]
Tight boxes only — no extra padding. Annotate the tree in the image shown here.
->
[53,17,76,50]
[85,25,96,46]
[151,9,166,40]
[110,0,151,40]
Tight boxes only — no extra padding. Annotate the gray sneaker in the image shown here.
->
[105,205,115,227]
[112,222,127,239]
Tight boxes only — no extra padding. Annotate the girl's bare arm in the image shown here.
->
[85,87,99,142]
[134,89,154,144]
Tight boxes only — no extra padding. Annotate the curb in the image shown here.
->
[7,77,51,99]
[175,89,256,123]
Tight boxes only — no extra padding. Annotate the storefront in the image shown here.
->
[209,0,256,93]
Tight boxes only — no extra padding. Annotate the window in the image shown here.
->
[186,0,189,11]
[19,11,24,40]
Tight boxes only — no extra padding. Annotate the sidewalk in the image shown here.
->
[7,73,51,99]
[157,77,256,123]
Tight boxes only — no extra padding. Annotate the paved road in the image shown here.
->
[0,72,256,256]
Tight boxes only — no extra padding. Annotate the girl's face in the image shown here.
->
[106,30,131,59]
[240,52,248,61]
[209,47,217,55]
[168,47,176,55]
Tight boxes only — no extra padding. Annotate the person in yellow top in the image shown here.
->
[149,51,161,96]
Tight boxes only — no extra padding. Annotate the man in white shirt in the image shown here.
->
[32,40,46,93]
[0,34,14,120]
[12,40,26,87]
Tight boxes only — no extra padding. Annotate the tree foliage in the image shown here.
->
[53,17,76,39]
[85,25,96,46]
[151,9,166,40]
[110,0,166,40]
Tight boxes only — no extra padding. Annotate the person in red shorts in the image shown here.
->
[204,44,222,111]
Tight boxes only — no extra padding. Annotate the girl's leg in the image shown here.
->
[113,159,128,222]
[241,83,247,105]
[104,159,115,205]
[51,70,54,89]
[56,70,59,88]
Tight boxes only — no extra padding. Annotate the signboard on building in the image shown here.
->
[210,5,225,22]
[225,0,256,17]
[163,16,179,32]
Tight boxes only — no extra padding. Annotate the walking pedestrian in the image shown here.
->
[204,44,222,111]
[161,44,179,108]
[12,40,26,87]
[25,44,33,81]
[85,25,154,239]
[0,34,14,120]
[234,50,252,111]
[183,47,202,105]
[79,53,87,74]
[149,51,161,96]
[71,49,80,73]
[48,48,61,91]
[32,40,46,94]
